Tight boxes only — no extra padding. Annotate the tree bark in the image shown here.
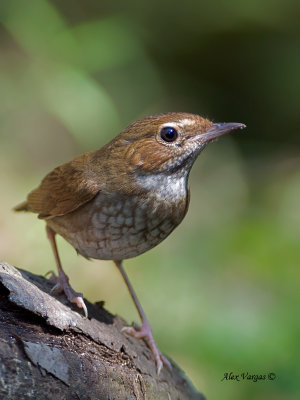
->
[0,262,205,400]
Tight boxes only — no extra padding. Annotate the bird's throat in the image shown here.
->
[135,171,188,203]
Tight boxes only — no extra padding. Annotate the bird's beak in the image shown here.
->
[199,122,246,143]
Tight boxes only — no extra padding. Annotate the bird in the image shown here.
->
[14,112,245,373]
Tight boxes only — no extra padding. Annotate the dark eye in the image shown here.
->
[160,126,178,142]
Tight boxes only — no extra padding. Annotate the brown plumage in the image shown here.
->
[15,112,245,373]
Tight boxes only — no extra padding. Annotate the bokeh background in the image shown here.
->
[1,1,299,399]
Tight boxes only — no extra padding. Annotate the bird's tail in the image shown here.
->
[14,201,30,212]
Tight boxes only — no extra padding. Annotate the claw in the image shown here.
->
[50,282,62,294]
[47,269,88,318]
[122,321,171,374]
[73,295,88,318]
[45,270,57,282]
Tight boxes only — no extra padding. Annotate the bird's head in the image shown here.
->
[106,112,246,176]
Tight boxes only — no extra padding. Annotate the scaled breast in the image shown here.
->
[48,172,189,261]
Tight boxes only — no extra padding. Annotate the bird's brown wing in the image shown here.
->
[17,152,101,219]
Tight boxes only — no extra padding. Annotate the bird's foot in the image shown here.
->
[46,270,88,318]
[122,320,171,374]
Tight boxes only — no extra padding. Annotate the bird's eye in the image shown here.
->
[160,126,178,142]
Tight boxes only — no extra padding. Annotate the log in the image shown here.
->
[0,262,205,400]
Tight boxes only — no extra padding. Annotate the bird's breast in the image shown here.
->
[47,174,189,260]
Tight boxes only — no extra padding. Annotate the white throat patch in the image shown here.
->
[136,173,187,202]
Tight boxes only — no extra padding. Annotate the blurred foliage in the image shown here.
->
[0,1,299,399]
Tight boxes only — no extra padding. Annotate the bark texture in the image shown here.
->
[0,262,204,400]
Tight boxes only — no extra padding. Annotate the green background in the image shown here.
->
[0,1,299,399]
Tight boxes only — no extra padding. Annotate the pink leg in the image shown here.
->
[46,226,88,318]
[114,260,171,374]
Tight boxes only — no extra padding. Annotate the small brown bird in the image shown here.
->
[15,112,245,373]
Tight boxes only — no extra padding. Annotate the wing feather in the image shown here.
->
[23,152,100,219]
